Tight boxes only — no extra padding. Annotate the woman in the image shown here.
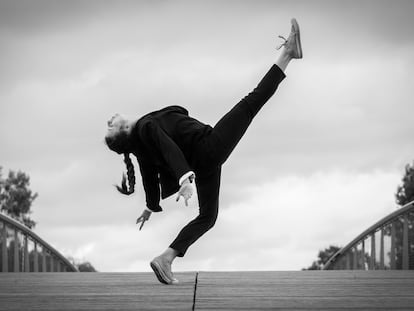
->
[105,18,302,285]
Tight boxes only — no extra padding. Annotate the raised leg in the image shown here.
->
[208,65,286,166]
[204,18,302,166]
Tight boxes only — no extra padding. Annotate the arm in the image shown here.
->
[137,158,162,212]
[142,119,194,185]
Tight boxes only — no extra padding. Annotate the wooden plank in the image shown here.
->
[1,271,414,310]
[1,223,7,272]
[196,297,414,311]
[33,242,38,273]
[353,246,358,269]
[0,272,196,310]
[370,233,376,269]
[42,249,47,272]
[380,227,385,269]
[13,229,19,272]
[195,271,414,310]
[403,214,409,269]
[345,251,351,270]
[51,255,55,272]
[391,222,396,269]
[24,235,29,272]
[361,239,365,270]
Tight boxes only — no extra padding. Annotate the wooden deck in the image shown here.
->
[0,271,413,310]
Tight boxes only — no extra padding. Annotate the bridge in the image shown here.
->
[1,202,414,310]
[324,200,414,270]
[0,212,77,272]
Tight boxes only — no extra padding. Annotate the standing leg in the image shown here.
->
[169,167,221,256]
[151,167,221,284]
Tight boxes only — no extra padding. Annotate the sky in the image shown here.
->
[1,0,414,272]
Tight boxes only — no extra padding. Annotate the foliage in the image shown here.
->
[396,161,414,206]
[0,167,38,228]
[394,161,414,269]
[67,256,98,272]
[76,261,97,272]
[303,245,341,270]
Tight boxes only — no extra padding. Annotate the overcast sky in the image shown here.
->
[1,0,414,272]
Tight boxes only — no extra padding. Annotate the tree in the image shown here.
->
[67,257,98,272]
[303,245,341,270]
[77,261,97,272]
[396,161,414,206]
[0,167,38,228]
[394,161,414,269]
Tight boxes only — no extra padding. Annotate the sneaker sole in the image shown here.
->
[291,18,303,58]
[150,261,170,285]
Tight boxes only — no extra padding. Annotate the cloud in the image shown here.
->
[37,169,400,271]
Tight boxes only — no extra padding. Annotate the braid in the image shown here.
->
[124,153,135,193]
[116,153,136,195]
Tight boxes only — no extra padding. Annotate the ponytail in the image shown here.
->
[116,153,136,195]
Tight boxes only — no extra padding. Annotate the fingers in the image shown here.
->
[176,194,190,206]
[136,217,142,224]
[176,187,193,206]
[139,219,145,231]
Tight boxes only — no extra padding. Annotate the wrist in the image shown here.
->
[182,178,191,185]
[179,171,195,186]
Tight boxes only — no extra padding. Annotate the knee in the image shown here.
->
[201,210,218,231]
[206,214,217,230]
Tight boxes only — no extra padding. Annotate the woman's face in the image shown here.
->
[106,114,125,136]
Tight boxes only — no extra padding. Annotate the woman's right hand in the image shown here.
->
[136,209,152,230]
[176,178,194,206]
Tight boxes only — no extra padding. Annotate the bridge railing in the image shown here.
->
[324,200,414,270]
[0,212,77,272]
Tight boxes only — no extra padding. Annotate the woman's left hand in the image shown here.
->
[136,209,152,230]
[176,178,194,206]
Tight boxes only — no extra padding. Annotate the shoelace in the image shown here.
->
[276,35,288,50]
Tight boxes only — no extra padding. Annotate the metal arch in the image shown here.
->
[0,212,78,272]
[323,200,414,270]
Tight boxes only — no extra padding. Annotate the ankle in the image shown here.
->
[160,247,179,263]
[276,51,292,72]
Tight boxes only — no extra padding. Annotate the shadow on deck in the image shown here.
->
[1,271,413,310]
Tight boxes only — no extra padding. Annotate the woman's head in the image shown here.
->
[105,114,133,154]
